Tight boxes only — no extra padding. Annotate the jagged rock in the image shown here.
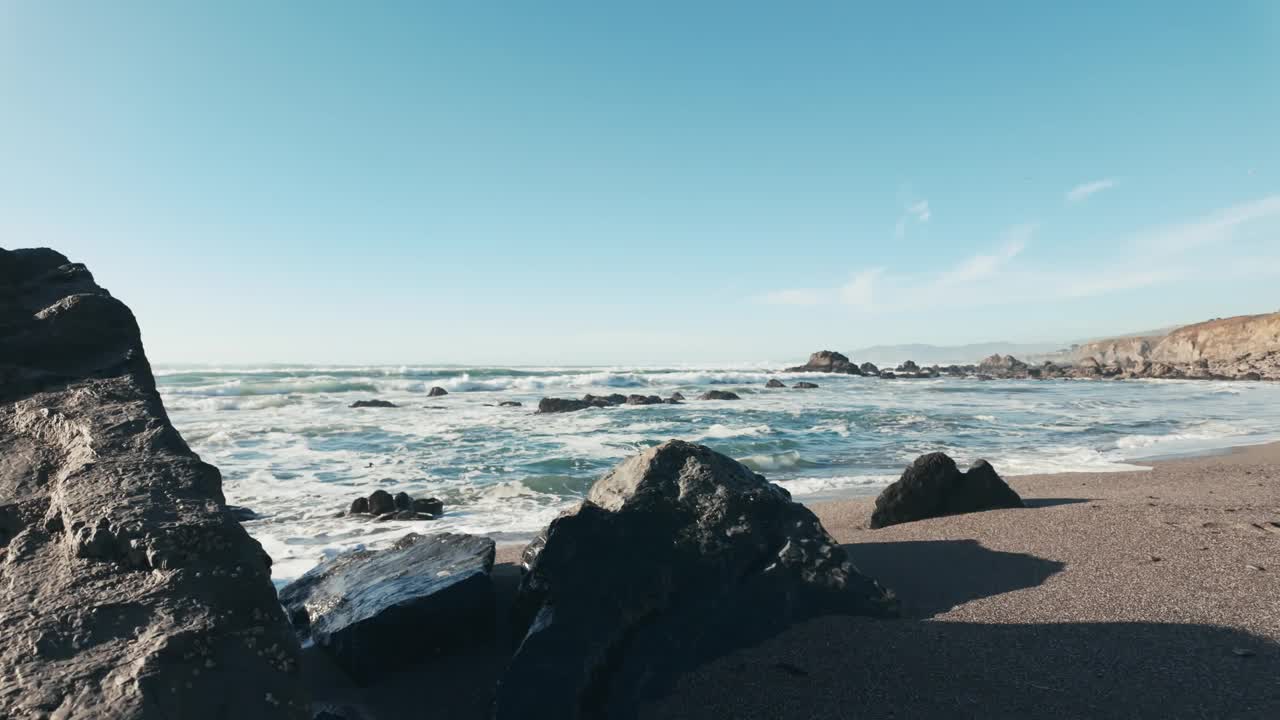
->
[697,390,741,400]
[350,399,397,408]
[427,386,448,397]
[786,350,864,375]
[495,441,895,718]
[393,492,412,511]
[280,533,496,683]
[368,490,396,515]
[793,381,819,389]
[413,497,444,516]
[978,354,1030,378]
[625,394,663,405]
[870,453,1023,529]
[498,401,523,407]
[765,378,786,388]
[0,247,307,719]
[860,362,879,375]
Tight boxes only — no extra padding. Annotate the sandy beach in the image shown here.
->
[307,442,1280,719]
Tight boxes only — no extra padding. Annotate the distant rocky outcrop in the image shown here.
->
[787,350,865,375]
[427,386,448,397]
[0,248,307,718]
[495,441,895,718]
[860,362,880,375]
[624,394,663,406]
[870,453,1023,529]
[698,390,741,401]
[280,532,495,683]
[978,354,1030,378]
[1065,312,1280,380]
[793,381,819,389]
[498,400,523,407]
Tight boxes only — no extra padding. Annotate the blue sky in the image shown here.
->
[2,2,1277,365]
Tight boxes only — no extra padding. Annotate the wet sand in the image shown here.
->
[308,443,1280,719]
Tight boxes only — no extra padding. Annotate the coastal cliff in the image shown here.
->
[0,248,308,718]
[1070,311,1280,379]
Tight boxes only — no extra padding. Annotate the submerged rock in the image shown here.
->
[625,394,664,405]
[413,497,444,516]
[870,453,1024,529]
[765,378,786,388]
[280,533,496,683]
[498,400,523,407]
[793,381,819,389]
[496,440,895,718]
[0,248,306,718]
[669,392,686,402]
[350,399,398,408]
[697,390,741,400]
[427,386,448,397]
[537,397,593,414]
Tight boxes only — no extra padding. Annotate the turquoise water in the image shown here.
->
[156,365,1280,582]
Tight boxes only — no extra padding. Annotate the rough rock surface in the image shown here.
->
[978,354,1030,378]
[495,440,895,719]
[427,386,448,397]
[870,453,1024,529]
[765,378,786,388]
[697,390,741,401]
[860,362,880,375]
[786,350,864,375]
[0,247,307,719]
[280,532,495,683]
[793,381,819,389]
[350,399,397,408]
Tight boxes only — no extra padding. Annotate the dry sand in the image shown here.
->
[308,443,1280,719]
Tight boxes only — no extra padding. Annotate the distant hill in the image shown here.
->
[848,342,1070,367]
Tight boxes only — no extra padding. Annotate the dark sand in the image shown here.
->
[308,443,1280,719]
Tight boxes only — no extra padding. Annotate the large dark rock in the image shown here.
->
[897,360,920,372]
[0,248,307,718]
[870,453,1024,529]
[280,533,496,683]
[537,397,593,414]
[793,381,819,389]
[765,378,786,388]
[368,490,396,515]
[412,497,444,516]
[350,399,397,408]
[786,350,865,375]
[495,440,895,719]
[697,390,741,400]
[860,361,880,375]
[978,354,1030,378]
[624,394,663,405]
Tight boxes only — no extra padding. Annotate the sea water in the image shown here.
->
[155,365,1280,583]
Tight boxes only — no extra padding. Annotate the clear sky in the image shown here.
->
[2,2,1278,365]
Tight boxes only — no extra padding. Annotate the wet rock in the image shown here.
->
[226,505,260,522]
[625,394,664,405]
[350,399,398,408]
[349,497,369,515]
[368,490,396,516]
[412,497,444,516]
[897,360,920,373]
[765,378,786,388]
[427,386,448,397]
[584,393,628,407]
[698,390,741,401]
[870,453,1024,529]
[786,350,864,375]
[978,354,1030,378]
[498,401,523,407]
[496,441,895,718]
[537,397,592,414]
[669,392,685,401]
[860,362,880,375]
[393,492,412,511]
[0,248,306,718]
[280,533,496,683]
[793,381,819,389]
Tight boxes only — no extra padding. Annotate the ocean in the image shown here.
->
[155,365,1280,584]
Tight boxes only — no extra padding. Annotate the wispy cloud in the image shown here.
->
[1065,178,1117,204]
[757,193,1280,311]
[895,198,931,238]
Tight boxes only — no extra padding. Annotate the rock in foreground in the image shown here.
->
[280,532,496,683]
[495,440,895,719]
[0,248,307,719]
[870,453,1023,529]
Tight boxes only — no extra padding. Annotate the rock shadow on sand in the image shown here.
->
[1022,497,1090,508]
[843,540,1066,618]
